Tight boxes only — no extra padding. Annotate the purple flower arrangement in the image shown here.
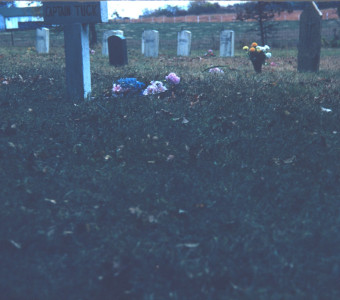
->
[112,73,181,97]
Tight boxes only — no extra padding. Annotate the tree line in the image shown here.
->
[142,1,340,18]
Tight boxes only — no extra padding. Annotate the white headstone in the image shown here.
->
[36,27,49,53]
[141,31,145,54]
[177,30,191,56]
[43,1,108,100]
[220,30,234,57]
[102,30,123,56]
[143,30,159,57]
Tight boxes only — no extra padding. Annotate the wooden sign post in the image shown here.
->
[43,2,108,100]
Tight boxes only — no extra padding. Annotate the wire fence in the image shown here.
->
[0,17,339,51]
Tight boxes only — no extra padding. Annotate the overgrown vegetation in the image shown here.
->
[1,45,340,300]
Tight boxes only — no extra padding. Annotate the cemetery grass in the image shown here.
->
[1,47,340,300]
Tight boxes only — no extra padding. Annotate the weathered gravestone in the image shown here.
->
[220,30,234,57]
[102,30,123,56]
[177,30,191,56]
[108,35,128,66]
[43,2,108,100]
[36,27,49,53]
[141,31,145,54]
[297,2,322,72]
[143,30,159,57]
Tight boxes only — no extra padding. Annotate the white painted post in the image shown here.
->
[64,24,91,100]
[220,30,234,57]
[43,1,108,101]
[102,30,123,56]
[36,27,49,53]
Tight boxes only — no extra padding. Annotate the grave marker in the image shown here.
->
[143,30,159,57]
[43,1,108,100]
[141,30,145,54]
[220,30,234,57]
[102,30,123,56]
[108,35,128,66]
[297,2,322,72]
[36,27,49,53]
[177,30,191,56]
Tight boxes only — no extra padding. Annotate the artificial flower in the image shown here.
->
[143,81,167,96]
[209,67,224,74]
[165,72,180,85]
[112,84,122,93]
[112,78,145,96]
[242,42,272,73]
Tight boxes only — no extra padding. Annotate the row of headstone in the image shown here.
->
[37,1,321,101]
[36,27,234,59]
[139,29,234,58]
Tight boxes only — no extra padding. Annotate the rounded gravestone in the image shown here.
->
[108,35,128,66]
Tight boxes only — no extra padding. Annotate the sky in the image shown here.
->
[16,1,241,19]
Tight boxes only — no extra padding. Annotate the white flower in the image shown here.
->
[264,45,270,51]
[209,67,224,74]
[265,52,272,59]
[143,81,167,95]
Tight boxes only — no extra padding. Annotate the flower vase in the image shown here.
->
[251,59,263,73]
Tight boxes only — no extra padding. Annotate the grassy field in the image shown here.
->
[1,42,340,300]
